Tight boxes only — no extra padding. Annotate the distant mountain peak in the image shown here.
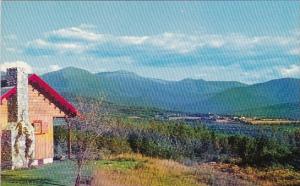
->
[181,78,205,82]
[96,70,138,76]
[61,66,91,72]
[115,70,136,75]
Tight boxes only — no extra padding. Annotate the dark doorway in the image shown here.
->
[53,117,68,160]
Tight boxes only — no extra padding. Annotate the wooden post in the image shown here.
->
[67,122,71,159]
[65,117,71,159]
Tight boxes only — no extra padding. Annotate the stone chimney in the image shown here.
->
[6,67,34,169]
[6,68,18,87]
[7,67,29,122]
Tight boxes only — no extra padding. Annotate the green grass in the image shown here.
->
[1,158,144,186]
[1,161,77,186]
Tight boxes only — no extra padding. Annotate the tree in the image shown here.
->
[65,98,115,186]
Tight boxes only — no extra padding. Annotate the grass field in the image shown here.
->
[1,154,300,186]
[92,154,300,186]
[1,161,76,186]
[92,154,202,186]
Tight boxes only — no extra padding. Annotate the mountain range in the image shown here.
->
[42,67,300,119]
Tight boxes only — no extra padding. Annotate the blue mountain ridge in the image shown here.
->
[42,67,300,119]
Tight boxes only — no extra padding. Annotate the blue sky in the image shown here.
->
[1,1,300,84]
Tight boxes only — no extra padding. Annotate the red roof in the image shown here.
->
[0,74,77,117]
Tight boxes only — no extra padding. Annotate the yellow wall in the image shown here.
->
[0,100,8,130]
[28,84,65,160]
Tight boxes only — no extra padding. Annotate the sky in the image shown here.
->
[1,1,300,84]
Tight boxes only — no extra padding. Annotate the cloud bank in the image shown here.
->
[27,26,299,56]
[20,25,300,83]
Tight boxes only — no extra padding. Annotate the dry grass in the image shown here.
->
[199,163,300,186]
[241,118,300,125]
[91,154,256,186]
[91,154,300,186]
[92,153,202,186]
[195,163,255,186]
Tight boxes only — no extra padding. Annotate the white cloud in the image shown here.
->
[207,37,225,48]
[216,34,294,50]
[0,61,33,73]
[118,36,149,45]
[146,32,204,54]
[141,33,294,54]
[49,65,62,72]
[29,39,88,54]
[290,48,300,56]
[279,64,300,77]
[27,25,300,56]
[57,43,85,51]
[49,27,105,42]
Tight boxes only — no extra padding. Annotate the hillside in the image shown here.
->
[235,102,300,120]
[42,67,104,98]
[95,70,246,110]
[42,67,246,110]
[42,67,300,118]
[210,78,300,112]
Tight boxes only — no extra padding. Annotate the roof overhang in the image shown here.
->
[0,74,78,117]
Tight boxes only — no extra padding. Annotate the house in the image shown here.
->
[0,67,77,169]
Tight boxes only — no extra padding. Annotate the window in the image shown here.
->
[32,120,48,134]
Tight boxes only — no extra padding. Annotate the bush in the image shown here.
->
[54,119,299,169]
